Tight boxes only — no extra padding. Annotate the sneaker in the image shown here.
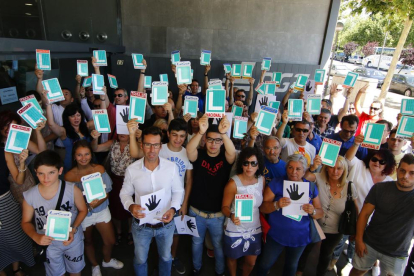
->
[92,265,102,276]
[327,258,338,271]
[102,258,124,269]
[340,262,353,276]
[172,258,186,275]
[192,269,201,276]
[207,249,215,258]
[372,265,380,276]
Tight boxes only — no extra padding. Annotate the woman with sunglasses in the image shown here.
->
[257,154,323,276]
[221,147,265,276]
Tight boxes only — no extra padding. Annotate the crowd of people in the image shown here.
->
[1,57,414,276]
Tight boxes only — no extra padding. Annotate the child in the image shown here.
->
[21,150,87,276]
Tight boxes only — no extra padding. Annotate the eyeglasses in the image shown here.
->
[349,108,355,110]
[370,107,380,111]
[342,129,356,135]
[206,137,223,144]
[114,94,124,98]
[85,88,93,92]
[294,128,309,133]
[143,143,161,149]
[242,161,258,167]
[371,156,386,165]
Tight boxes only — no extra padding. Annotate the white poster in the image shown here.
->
[174,215,199,237]
[116,105,129,135]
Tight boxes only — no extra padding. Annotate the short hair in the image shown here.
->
[61,87,74,98]
[142,126,162,141]
[34,150,63,170]
[115,88,128,97]
[168,118,188,133]
[376,120,392,132]
[371,100,384,118]
[293,120,311,128]
[191,79,199,85]
[320,156,348,188]
[320,108,331,115]
[341,114,359,127]
[321,99,332,108]
[389,129,397,136]
[400,154,414,167]
[153,119,167,129]
[71,140,95,168]
[363,149,396,176]
[264,136,281,147]
[236,89,246,95]
[235,147,264,177]
[286,154,308,170]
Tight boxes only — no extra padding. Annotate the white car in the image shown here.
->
[329,64,350,76]
[348,55,363,64]
[362,55,402,71]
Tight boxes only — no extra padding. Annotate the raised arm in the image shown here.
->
[246,78,254,107]
[218,115,236,164]
[276,110,288,141]
[354,84,369,117]
[175,84,186,118]
[44,93,65,138]
[202,65,211,96]
[187,114,208,162]
[5,150,28,185]
[92,56,100,75]
[225,73,230,98]
[281,88,294,111]
[90,130,112,152]
[35,65,48,108]
[128,119,143,159]
[137,59,147,92]
[345,134,364,161]
[164,102,174,125]
[73,75,82,103]
[229,77,235,107]
[337,87,353,122]
[27,120,47,154]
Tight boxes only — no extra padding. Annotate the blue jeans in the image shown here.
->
[332,235,355,262]
[256,236,306,276]
[131,220,175,276]
[189,208,225,274]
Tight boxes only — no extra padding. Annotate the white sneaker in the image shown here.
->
[102,258,124,269]
[92,265,102,276]
[341,262,353,276]
[372,265,380,276]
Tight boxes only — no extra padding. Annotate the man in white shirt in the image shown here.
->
[120,126,184,276]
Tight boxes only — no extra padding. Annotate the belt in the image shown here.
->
[134,218,171,229]
[190,206,224,219]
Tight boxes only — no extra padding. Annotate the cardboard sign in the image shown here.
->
[205,89,226,118]
[282,181,309,216]
[92,74,104,95]
[19,94,43,114]
[294,75,309,92]
[241,63,253,78]
[174,215,199,237]
[314,69,325,85]
[139,188,167,225]
[144,76,152,89]
[36,49,51,70]
[264,81,277,95]
[171,50,180,64]
[45,210,72,241]
[223,64,231,74]
[81,172,107,203]
[93,50,107,66]
[116,105,129,135]
[319,138,342,167]
[307,94,322,115]
[288,99,303,121]
[82,76,92,87]
[42,78,64,103]
[132,53,146,69]
[272,72,282,87]
[255,106,278,135]
[233,116,247,139]
[5,124,32,154]
[361,123,385,150]
[261,57,272,71]
[234,194,254,222]
[107,74,118,89]
[396,116,414,138]
[17,102,46,129]
[0,86,18,105]
[232,105,243,117]
[254,94,276,113]
[129,92,147,123]
[77,60,88,77]
[255,82,265,95]
[176,61,192,85]
[231,64,241,78]
[343,72,358,88]
[269,101,280,111]
[200,50,211,65]
[151,82,168,106]
[183,96,198,118]
[159,74,168,84]
[92,109,111,133]
[208,79,222,90]
[400,99,414,116]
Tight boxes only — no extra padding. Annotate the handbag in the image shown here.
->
[34,180,66,264]
[309,181,326,243]
[338,181,357,235]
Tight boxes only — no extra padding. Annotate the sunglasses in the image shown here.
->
[294,128,309,133]
[349,108,355,110]
[342,129,356,134]
[236,95,246,98]
[85,88,93,92]
[371,156,386,165]
[93,105,101,108]
[242,161,258,167]
[370,107,380,111]
[114,94,124,98]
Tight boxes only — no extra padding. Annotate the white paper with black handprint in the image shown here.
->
[282,181,309,216]
[116,105,129,134]
[303,79,315,100]
[174,215,199,237]
[139,188,166,225]
[254,94,276,113]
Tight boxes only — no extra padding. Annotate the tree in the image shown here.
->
[347,0,414,100]
[362,41,379,57]
[343,42,359,57]
[401,46,414,66]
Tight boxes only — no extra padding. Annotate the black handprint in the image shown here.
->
[120,108,129,123]
[145,195,161,211]
[286,184,304,201]
[186,220,196,232]
[259,96,268,107]
[305,80,313,92]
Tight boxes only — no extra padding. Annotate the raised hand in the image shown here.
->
[171,64,176,74]
[80,87,86,98]
[183,113,192,122]
[120,108,129,123]
[249,125,259,140]
[75,75,82,85]
[354,134,364,145]
[145,195,161,211]
[360,84,369,93]
[205,65,211,75]
[330,83,338,95]
[35,120,46,131]
[198,115,209,134]
[281,110,288,124]
[163,102,172,113]
[250,112,258,123]
[286,184,304,201]
[259,96,268,107]
[305,80,313,92]
[186,220,196,232]
[19,149,29,164]
[42,90,51,105]
[35,65,44,80]
[91,56,98,68]
[346,87,353,98]
[91,130,101,140]
[248,78,255,85]
[178,84,187,96]
[218,115,230,134]
[141,59,147,72]
[127,119,138,135]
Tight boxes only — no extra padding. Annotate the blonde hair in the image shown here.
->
[153,119,168,129]
[320,155,348,188]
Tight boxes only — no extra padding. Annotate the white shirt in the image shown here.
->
[120,157,184,224]
[159,144,193,185]
[280,138,316,168]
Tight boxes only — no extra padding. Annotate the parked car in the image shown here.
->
[348,55,363,64]
[329,64,350,76]
[396,64,414,75]
[352,67,386,88]
[362,55,402,71]
[334,52,346,62]
[389,74,414,97]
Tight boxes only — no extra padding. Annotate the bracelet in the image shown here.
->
[140,72,145,74]
[100,97,106,100]
[204,74,208,76]
[18,166,27,172]
[198,132,205,135]
[219,131,227,135]
[229,212,234,219]
[352,143,360,147]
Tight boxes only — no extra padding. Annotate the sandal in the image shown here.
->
[115,233,122,246]
[127,232,134,245]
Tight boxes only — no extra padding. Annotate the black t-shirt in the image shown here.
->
[364,181,414,257]
[189,148,232,212]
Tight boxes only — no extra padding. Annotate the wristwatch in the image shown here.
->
[72,226,78,234]
[312,209,317,216]
[273,201,280,211]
